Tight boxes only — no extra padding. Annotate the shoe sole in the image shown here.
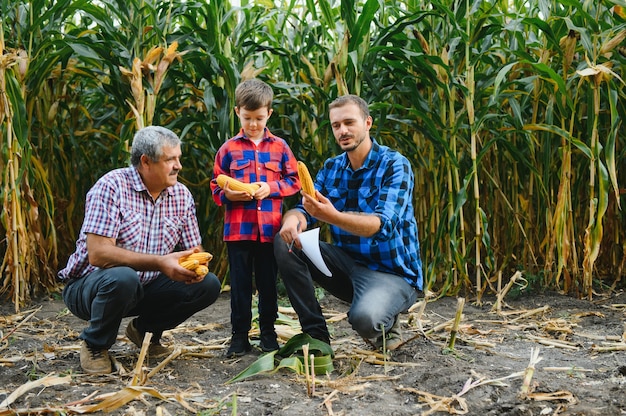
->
[226,349,251,358]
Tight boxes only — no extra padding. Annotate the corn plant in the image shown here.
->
[2,0,626,310]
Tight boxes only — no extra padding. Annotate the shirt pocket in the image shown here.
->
[263,161,282,181]
[326,187,348,211]
[118,211,143,249]
[162,216,183,252]
[357,186,379,211]
[230,160,252,181]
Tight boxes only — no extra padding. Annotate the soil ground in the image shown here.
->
[1,286,626,415]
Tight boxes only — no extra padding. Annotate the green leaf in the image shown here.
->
[279,333,334,358]
[272,356,303,374]
[226,350,278,384]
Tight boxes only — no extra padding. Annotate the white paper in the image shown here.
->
[298,228,332,277]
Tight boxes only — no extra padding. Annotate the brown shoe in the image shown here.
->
[80,340,112,374]
[125,319,172,358]
[374,318,403,352]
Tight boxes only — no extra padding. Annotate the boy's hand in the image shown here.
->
[252,182,270,200]
[222,181,255,201]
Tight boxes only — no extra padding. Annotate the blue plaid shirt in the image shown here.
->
[298,139,423,290]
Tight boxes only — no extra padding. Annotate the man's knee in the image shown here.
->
[107,267,142,291]
[348,307,380,339]
[274,236,288,258]
[198,273,222,306]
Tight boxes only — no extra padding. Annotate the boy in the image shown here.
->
[211,79,300,357]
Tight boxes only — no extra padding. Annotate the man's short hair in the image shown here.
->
[130,126,181,167]
[329,94,370,119]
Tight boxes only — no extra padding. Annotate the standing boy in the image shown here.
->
[211,79,300,357]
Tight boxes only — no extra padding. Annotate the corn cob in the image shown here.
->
[185,251,213,264]
[195,265,209,277]
[179,259,199,270]
[216,174,259,195]
[297,161,317,199]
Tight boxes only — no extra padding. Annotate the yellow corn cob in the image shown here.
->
[185,251,213,264]
[297,161,317,199]
[195,265,209,277]
[216,174,259,195]
[179,259,199,270]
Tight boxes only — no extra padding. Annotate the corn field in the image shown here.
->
[1,0,625,310]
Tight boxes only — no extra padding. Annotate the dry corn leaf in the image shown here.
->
[0,374,71,409]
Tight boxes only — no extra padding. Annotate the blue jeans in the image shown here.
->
[227,241,277,335]
[62,266,221,349]
[274,237,419,342]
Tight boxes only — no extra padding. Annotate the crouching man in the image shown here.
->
[58,126,221,374]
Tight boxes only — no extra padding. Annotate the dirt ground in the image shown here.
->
[1,284,626,416]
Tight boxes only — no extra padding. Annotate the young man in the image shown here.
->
[275,94,423,350]
[59,126,222,374]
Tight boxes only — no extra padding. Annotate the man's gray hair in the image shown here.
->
[130,126,181,167]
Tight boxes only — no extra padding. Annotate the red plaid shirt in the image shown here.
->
[211,128,300,243]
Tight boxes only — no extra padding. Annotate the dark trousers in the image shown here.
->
[274,237,418,342]
[62,266,221,349]
[227,241,277,336]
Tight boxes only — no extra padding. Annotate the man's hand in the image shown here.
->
[279,212,305,250]
[301,191,338,223]
[164,249,205,284]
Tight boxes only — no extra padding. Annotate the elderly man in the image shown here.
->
[59,126,221,374]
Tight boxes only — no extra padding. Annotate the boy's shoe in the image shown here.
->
[226,333,252,358]
[80,340,112,374]
[374,318,403,351]
[125,318,172,358]
[260,331,279,352]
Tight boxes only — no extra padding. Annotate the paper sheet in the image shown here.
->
[298,228,332,277]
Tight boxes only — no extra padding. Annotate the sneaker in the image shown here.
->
[125,319,172,358]
[226,333,252,358]
[374,318,403,351]
[80,340,112,374]
[260,331,279,352]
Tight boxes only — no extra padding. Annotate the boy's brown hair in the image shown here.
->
[235,79,273,111]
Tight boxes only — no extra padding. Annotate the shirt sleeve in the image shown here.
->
[371,155,414,243]
[81,177,121,238]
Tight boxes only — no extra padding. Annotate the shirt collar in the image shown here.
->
[339,138,380,171]
[235,127,276,142]
[130,166,174,198]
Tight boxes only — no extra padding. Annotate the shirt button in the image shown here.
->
[257,207,261,210]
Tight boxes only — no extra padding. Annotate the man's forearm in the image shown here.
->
[282,209,307,229]
[91,245,164,271]
[329,211,380,237]
[87,233,166,271]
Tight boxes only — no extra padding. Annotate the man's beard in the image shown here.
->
[340,134,364,152]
